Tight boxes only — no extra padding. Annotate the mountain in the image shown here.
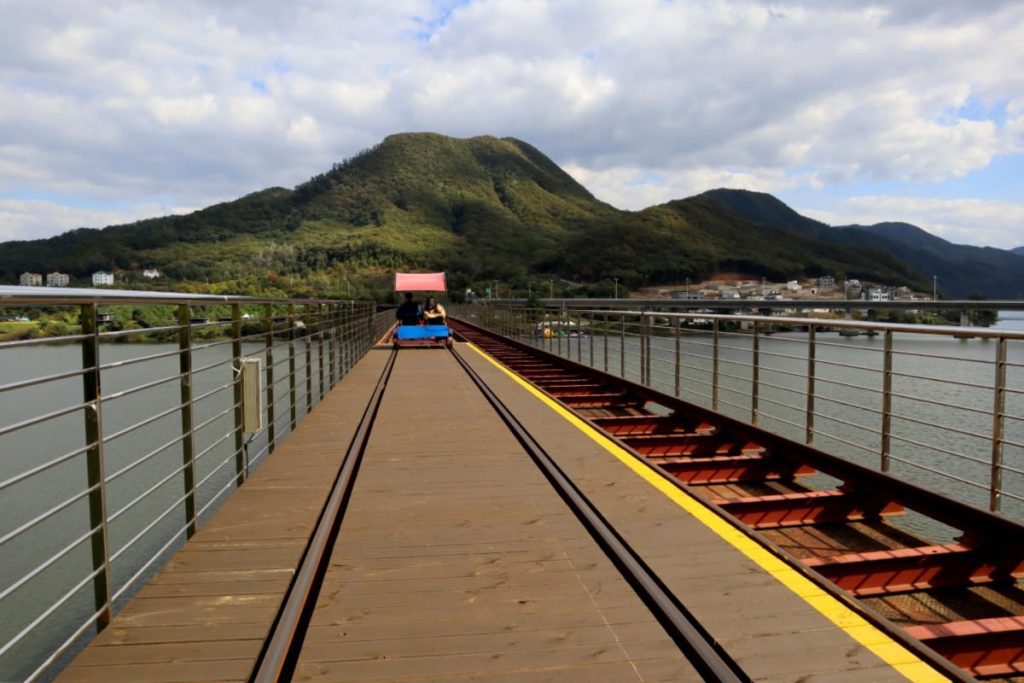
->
[0,133,934,298]
[702,189,1024,298]
[1012,246,1024,256]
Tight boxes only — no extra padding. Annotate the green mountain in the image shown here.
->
[0,133,934,298]
[702,189,1024,298]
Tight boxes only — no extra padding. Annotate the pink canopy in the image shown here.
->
[394,272,447,292]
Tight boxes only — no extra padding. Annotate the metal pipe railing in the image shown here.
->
[0,291,385,682]
[454,304,1024,523]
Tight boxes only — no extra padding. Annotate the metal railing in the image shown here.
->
[0,288,393,682]
[455,304,1024,522]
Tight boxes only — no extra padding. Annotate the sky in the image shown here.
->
[1,0,1023,248]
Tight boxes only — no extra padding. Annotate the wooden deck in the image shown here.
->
[57,343,919,682]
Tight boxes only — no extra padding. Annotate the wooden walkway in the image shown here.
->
[58,343,918,682]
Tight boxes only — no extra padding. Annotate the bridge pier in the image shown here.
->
[960,309,970,327]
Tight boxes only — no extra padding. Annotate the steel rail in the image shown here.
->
[449,346,750,683]
[249,348,397,683]
[452,316,982,682]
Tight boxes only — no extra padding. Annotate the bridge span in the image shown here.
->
[1,291,1022,682]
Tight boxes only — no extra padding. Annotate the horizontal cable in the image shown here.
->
[0,523,101,604]
[0,484,98,548]
[754,394,805,414]
[109,486,192,564]
[888,432,983,462]
[105,402,184,443]
[0,367,88,394]
[887,455,988,490]
[889,411,990,444]
[810,429,877,454]
[0,442,94,493]
[891,348,992,365]
[105,429,187,483]
[813,409,878,434]
[103,372,184,403]
[24,601,110,683]
[111,524,189,603]
[888,389,991,417]
[107,460,189,526]
[0,564,106,661]
[0,333,89,351]
[812,374,880,396]
[0,401,89,438]
[889,369,989,391]
[97,345,181,370]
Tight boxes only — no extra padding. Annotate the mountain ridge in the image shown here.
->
[0,133,1013,298]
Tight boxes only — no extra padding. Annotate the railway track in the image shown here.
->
[449,318,1024,682]
[247,346,752,682]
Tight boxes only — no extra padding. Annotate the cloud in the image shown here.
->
[0,199,191,242]
[1,1,1023,245]
[801,196,1024,249]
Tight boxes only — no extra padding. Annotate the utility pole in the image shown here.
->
[549,279,554,298]
[613,277,618,299]
[933,275,938,301]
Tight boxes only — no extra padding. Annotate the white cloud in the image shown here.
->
[801,196,1024,249]
[0,0,1023,244]
[0,200,190,242]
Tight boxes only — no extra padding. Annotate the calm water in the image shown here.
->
[1,314,1023,680]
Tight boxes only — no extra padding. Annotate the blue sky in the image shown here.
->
[1,1,1022,247]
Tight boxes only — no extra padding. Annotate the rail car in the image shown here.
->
[391,271,452,348]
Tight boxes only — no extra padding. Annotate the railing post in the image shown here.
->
[328,303,337,388]
[620,314,626,378]
[603,313,609,373]
[318,303,325,401]
[176,304,197,537]
[805,325,816,445]
[881,330,893,472]
[264,303,276,455]
[751,321,760,426]
[80,303,113,630]
[231,303,245,484]
[990,337,1008,511]
[557,309,563,357]
[576,311,582,363]
[675,316,682,397]
[588,312,594,367]
[288,303,298,430]
[712,318,720,411]
[305,305,313,412]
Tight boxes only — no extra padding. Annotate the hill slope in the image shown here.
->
[0,134,942,297]
[702,189,1024,298]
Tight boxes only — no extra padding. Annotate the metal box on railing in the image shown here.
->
[240,357,264,433]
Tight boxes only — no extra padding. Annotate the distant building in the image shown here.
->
[671,290,703,300]
[19,272,42,286]
[817,276,836,290]
[786,280,802,292]
[46,272,69,287]
[719,287,741,299]
[142,268,161,279]
[868,287,892,302]
[92,271,114,286]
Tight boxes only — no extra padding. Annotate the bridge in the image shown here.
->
[1,290,1022,682]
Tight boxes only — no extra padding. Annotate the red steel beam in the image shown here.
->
[659,453,816,484]
[625,434,765,458]
[802,544,1024,596]
[905,616,1024,678]
[713,490,905,529]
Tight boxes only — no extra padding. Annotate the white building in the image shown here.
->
[19,272,42,286]
[142,268,161,279]
[786,280,802,292]
[46,272,69,287]
[868,287,892,302]
[92,271,114,286]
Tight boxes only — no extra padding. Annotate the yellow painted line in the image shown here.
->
[464,341,950,682]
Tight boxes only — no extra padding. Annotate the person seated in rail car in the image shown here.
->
[422,297,447,326]
[396,292,422,326]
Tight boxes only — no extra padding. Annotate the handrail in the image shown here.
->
[0,294,386,682]
[454,303,1023,525]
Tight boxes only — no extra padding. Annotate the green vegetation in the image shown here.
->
[1,133,940,300]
